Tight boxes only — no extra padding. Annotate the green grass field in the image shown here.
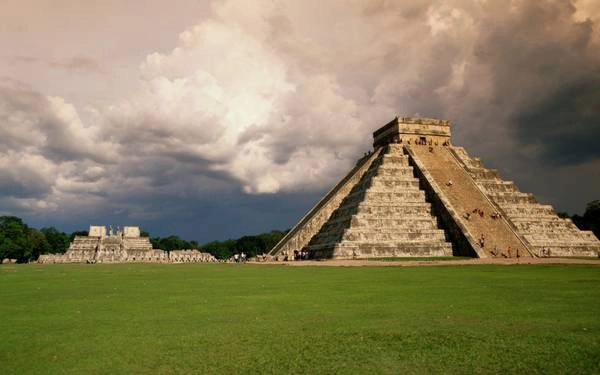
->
[366,256,472,261]
[1,263,599,374]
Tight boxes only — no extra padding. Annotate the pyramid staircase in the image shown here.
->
[306,144,452,258]
[451,147,600,257]
[407,144,533,258]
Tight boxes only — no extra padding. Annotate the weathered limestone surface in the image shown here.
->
[269,149,384,258]
[305,144,453,259]
[408,144,532,258]
[451,147,600,257]
[169,250,217,263]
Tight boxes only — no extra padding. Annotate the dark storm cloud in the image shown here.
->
[513,78,600,164]
[469,0,600,165]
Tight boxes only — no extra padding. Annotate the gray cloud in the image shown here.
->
[1,0,599,242]
[9,55,104,74]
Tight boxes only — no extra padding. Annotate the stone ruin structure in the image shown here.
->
[169,250,217,263]
[269,117,600,260]
[37,225,217,264]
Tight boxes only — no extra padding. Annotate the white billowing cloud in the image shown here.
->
[0,80,115,215]
[103,4,379,193]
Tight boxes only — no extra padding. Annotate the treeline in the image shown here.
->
[201,230,288,260]
[0,217,71,263]
[150,230,288,259]
[558,200,600,240]
[148,235,200,252]
[0,215,288,263]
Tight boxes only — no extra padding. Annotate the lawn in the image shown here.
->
[1,263,599,374]
[365,256,472,261]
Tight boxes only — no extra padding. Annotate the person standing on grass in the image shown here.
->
[507,245,512,258]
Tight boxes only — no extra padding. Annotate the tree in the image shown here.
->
[583,200,600,239]
[27,229,50,261]
[200,229,288,260]
[41,227,70,254]
[150,235,199,252]
[0,216,33,262]
[202,239,236,260]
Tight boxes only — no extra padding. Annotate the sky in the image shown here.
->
[1,0,599,242]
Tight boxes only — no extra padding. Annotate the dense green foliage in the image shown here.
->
[202,229,288,259]
[41,227,71,254]
[148,229,288,258]
[149,235,200,252]
[0,217,51,263]
[558,199,600,239]
[1,263,599,374]
[572,200,600,239]
[0,217,75,263]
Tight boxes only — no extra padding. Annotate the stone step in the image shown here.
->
[489,192,537,204]
[344,190,427,205]
[381,154,410,164]
[478,180,519,193]
[308,242,453,258]
[311,230,447,245]
[468,168,500,180]
[318,217,441,234]
[531,244,600,257]
[513,221,579,232]
[501,204,556,217]
[331,203,433,219]
[340,229,447,242]
[356,177,420,190]
[373,166,416,177]
[524,232,599,243]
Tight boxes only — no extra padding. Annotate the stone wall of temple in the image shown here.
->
[37,226,218,264]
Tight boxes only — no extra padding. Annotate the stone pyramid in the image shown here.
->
[306,143,452,258]
[269,117,600,259]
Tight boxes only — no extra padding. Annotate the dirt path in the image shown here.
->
[253,258,600,267]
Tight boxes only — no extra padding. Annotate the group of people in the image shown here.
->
[464,208,502,221]
[293,249,310,260]
[232,252,247,263]
[489,244,521,258]
[389,136,450,147]
[464,208,484,220]
[539,247,551,257]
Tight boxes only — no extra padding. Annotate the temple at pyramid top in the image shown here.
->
[373,116,451,148]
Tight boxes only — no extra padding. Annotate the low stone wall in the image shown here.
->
[37,249,218,264]
[169,250,217,263]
